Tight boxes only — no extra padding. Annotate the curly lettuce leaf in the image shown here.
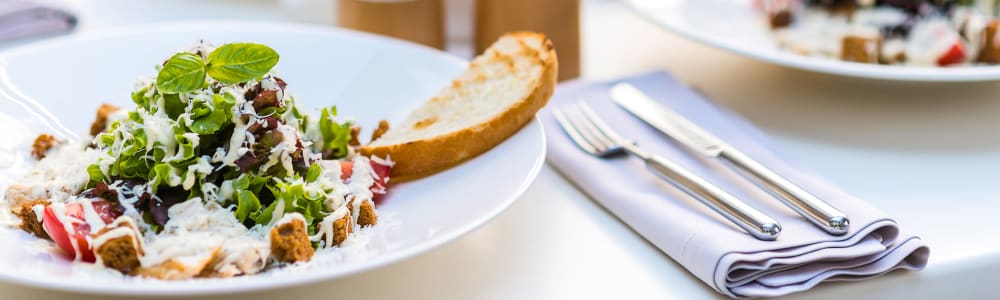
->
[318,106,352,159]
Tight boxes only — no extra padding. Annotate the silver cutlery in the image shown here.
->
[552,102,781,241]
[610,83,849,235]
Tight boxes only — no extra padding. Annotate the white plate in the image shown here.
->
[622,0,1000,82]
[0,21,545,295]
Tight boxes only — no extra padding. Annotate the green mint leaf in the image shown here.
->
[156,52,206,94]
[205,43,279,84]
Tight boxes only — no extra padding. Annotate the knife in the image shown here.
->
[610,83,849,235]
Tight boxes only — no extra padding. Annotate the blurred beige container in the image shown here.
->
[475,0,580,81]
[337,0,446,49]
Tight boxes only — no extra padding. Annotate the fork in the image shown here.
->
[552,102,781,241]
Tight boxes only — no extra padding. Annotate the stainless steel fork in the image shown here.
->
[552,102,781,241]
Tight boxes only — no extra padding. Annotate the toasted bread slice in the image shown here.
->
[360,32,558,178]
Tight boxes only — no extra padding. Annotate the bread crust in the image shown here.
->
[360,32,558,179]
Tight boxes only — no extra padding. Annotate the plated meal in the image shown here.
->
[0,31,556,280]
[758,0,1000,66]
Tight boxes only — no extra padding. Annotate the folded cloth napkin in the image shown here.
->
[540,71,929,298]
[0,0,75,42]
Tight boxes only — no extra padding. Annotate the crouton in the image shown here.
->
[30,134,58,160]
[93,219,144,274]
[350,199,378,227]
[841,35,881,64]
[13,199,48,238]
[89,103,120,136]
[370,120,390,142]
[270,217,314,263]
[978,20,1000,63]
[769,9,792,29]
[331,210,353,247]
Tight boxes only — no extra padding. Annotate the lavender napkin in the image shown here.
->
[540,71,929,298]
[0,0,75,42]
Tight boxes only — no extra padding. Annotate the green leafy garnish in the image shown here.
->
[190,94,236,134]
[156,52,206,94]
[89,41,362,244]
[318,107,352,159]
[206,43,280,84]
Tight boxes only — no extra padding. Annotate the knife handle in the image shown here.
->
[719,150,850,235]
[642,153,781,241]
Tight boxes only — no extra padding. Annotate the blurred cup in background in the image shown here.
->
[475,0,580,81]
[337,0,445,49]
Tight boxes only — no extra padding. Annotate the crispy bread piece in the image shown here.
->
[350,199,377,227]
[13,199,48,238]
[978,20,1000,63]
[31,134,58,160]
[331,210,353,247]
[360,32,558,179]
[841,35,881,64]
[270,217,314,263]
[89,103,120,136]
[93,220,144,274]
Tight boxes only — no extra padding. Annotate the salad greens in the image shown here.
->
[89,42,356,233]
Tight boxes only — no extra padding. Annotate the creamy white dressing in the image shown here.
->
[77,197,108,233]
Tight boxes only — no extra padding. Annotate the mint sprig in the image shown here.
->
[206,43,280,84]
[156,53,206,94]
[156,43,279,94]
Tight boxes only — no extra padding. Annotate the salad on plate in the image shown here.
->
[2,41,393,279]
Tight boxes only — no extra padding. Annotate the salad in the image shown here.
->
[3,41,393,279]
[758,0,1000,66]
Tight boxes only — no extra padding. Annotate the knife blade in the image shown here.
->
[610,83,850,235]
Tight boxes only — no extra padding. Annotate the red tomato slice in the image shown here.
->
[340,161,353,181]
[369,159,392,203]
[41,200,119,262]
[338,159,393,203]
[937,42,966,66]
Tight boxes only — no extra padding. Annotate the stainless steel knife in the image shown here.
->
[610,83,849,235]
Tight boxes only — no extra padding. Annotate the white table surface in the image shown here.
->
[3,0,999,299]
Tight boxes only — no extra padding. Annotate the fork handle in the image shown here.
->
[643,154,781,241]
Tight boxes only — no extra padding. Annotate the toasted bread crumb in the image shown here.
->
[31,134,58,160]
[841,35,881,64]
[349,125,362,147]
[331,211,353,247]
[979,21,1000,63]
[270,218,314,262]
[14,199,48,238]
[351,199,378,227]
[90,103,121,136]
[94,223,144,274]
[371,120,390,142]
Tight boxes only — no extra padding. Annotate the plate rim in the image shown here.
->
[0,20,548,295]
[621,0,1000,82]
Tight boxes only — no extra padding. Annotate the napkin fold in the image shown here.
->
[0,0,76,42]
[540,71,929,298]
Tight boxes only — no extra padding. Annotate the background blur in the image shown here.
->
[1,0,588,80]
